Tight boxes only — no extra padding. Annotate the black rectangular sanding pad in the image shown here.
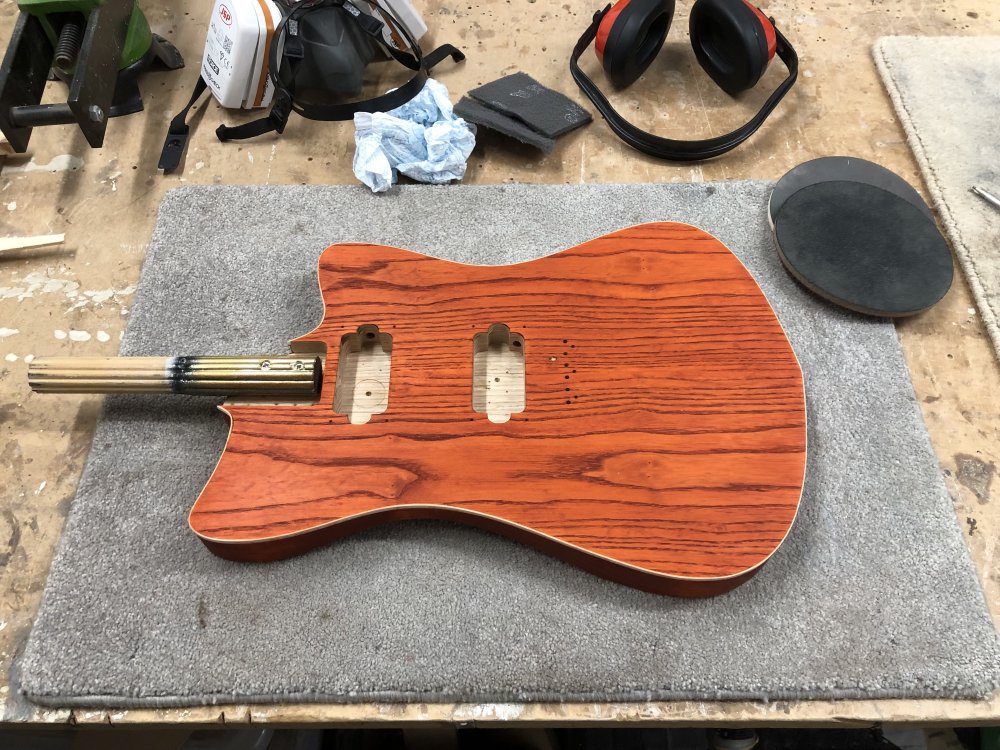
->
[467,72,592,138]
[454,96,556,153]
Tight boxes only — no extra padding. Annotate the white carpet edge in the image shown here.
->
[873,36,1000,361]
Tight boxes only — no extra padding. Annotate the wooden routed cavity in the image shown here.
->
[190,222,807,597]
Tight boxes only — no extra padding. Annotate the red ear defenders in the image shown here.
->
[571,0,797,161]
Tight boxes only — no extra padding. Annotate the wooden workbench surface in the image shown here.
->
[1,0,998,727]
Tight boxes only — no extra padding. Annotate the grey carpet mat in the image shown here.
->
[875,36,1000,361]
[16,183,1000,709]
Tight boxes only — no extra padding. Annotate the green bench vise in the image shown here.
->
[0,0,184,152]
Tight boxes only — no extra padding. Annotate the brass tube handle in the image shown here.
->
[28,356,322,397]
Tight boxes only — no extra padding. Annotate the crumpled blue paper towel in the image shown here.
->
[353,79,476,193]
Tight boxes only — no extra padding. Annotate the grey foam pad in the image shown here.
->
[15,183,999,710]
[773,181,954,316]
[467,72,592,138]
[454,96,556,152]
[768,156,933,224]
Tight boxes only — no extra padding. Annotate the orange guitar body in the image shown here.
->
[190,223,807,597]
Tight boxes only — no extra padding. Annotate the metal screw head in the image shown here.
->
[88,105,104,123]
[260,360,271,370]
[293,360,304,370]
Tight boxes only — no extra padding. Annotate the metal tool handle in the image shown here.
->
[972,186,1000,213]
[28,356,322,397]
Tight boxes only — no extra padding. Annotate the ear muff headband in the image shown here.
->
[570,2,798,162]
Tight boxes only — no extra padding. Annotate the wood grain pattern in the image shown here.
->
[190,223,807,596]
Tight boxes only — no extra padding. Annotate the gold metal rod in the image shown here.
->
[28,356,322,397]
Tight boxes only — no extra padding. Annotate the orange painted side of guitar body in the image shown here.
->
[190,223,807,597]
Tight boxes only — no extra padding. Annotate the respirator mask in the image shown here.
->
[160,0,464,173]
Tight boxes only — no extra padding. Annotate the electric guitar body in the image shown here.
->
[190,222,807,597]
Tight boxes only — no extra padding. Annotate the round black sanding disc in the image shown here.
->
[772,181,953,317]
[768,156,933,228]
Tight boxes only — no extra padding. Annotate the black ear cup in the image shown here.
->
[596,0,676,89]
[689,0,775,95]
